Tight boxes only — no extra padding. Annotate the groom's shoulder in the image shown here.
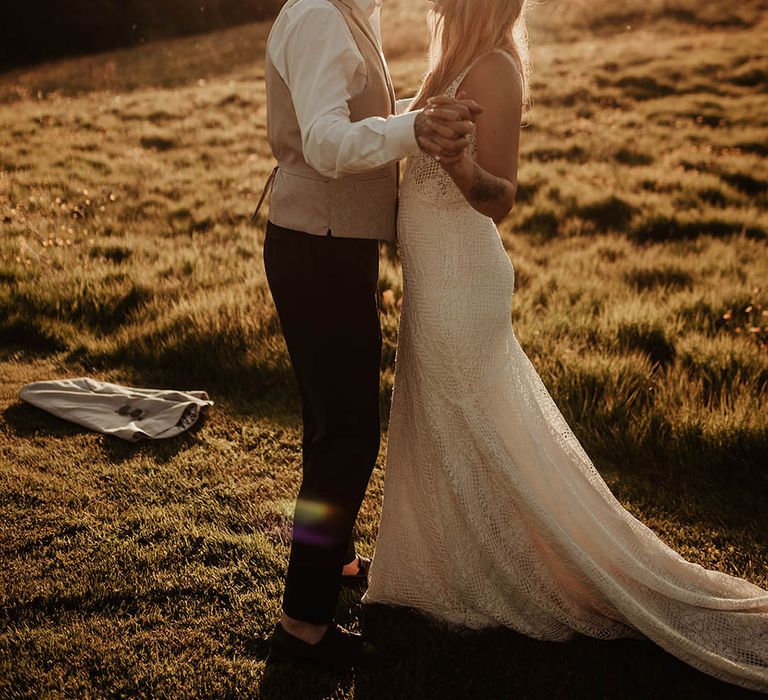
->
[278,0,341,22]
[270,0,344,48]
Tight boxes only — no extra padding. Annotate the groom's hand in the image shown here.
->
[415,108,468,156]
[414,94,484,160]
[428,93,484,124]
[425,94,483,142]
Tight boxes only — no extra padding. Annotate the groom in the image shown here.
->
[259,0,480,669]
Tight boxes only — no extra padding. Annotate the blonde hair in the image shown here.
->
[410,0,531,112]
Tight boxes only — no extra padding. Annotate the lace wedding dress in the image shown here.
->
[359,49,768,692]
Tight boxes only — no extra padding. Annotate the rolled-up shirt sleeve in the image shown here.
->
[271,4,421,179]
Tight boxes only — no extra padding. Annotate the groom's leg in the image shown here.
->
[264,221,381,625]
[300,383,356,568]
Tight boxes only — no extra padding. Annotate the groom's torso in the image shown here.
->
[265,0,398,241]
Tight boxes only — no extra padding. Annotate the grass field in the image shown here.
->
[1,0,767,697]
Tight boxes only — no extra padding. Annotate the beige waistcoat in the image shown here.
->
[257,0,398,240]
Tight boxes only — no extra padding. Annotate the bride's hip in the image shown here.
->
[397,230,515,288]
[396,213,502,257]
[398,191,491,221]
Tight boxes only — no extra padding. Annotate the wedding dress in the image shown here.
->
[359,49,768,692]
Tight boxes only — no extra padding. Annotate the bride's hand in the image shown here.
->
[414,94,482,160]
[416,128,467,163]
[428,93,484,122]
[415,111,470,159]
[425,95,481,142]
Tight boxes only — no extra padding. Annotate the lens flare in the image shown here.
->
[294,498,337,522]
[290,498,343,547]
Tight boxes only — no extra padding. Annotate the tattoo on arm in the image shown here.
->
[466,162,508,205]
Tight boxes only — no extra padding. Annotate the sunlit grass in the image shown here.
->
[1,2,767,697]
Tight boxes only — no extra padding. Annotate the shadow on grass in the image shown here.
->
[260,661,355,700]
[256,602,762,699]
[362,604,763,699]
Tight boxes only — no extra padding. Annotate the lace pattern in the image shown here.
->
[402,57,482,207]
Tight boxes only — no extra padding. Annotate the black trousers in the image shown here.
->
[263,220,382,624]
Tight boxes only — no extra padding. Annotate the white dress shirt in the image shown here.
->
[267,0,421,179]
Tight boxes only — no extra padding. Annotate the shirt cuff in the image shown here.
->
[385,109,421,158]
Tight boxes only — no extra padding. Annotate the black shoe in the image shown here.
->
[266,620,393,671]
[340,554,371,587]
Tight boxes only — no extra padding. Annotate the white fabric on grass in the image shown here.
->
[19,377,213,442]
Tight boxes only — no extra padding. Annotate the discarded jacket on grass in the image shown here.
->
[19,377,214,442]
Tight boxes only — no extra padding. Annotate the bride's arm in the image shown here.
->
[426,52,522,223]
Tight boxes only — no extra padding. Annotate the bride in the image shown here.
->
[360,0,768,692]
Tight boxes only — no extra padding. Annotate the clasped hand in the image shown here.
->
[414,91,483,166]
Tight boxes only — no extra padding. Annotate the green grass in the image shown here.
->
[1,1,767,697]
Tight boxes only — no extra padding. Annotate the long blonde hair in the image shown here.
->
[410,0,531,112]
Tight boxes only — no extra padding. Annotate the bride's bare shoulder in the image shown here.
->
[458,50,523,104]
